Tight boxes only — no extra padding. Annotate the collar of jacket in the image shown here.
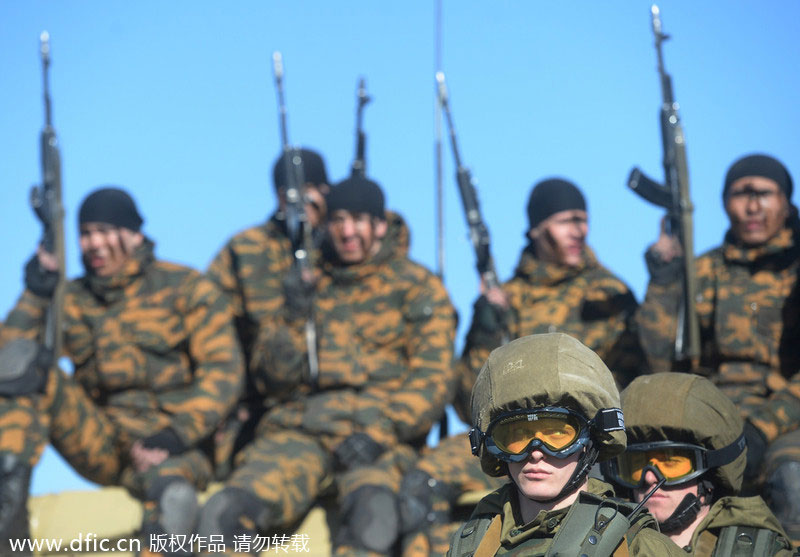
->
[472,478,615,546]
[690,495,791,551]
[513,243,599,286]
[82,238,155,304]
[722,217,800,265]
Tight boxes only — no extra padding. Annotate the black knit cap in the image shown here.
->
[527,178,587,230]
[723,153,793,201]
[327,176,385,219]
[272,148,329,192]
[78,186,144,231]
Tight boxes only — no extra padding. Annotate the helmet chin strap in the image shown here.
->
[514,444,599,505]
[658,479,713,533]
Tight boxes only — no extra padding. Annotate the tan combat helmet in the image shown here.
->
[621,372,746,496]
[470,332,626,477]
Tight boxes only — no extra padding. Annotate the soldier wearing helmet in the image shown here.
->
[604,373,794,555]
[448,333,681,556]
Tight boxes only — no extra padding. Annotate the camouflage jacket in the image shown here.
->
[637,222,800,442]
[686,496,793,556]
[2,240,244,449]
[455,245,645,421]
[447,479,683,556]
[207,213,299,372]
[250,213,457,450]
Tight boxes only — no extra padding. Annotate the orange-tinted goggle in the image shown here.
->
[603,435,746,489]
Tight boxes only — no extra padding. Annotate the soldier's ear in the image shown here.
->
[373,218,388,239]
[528,227,540,242]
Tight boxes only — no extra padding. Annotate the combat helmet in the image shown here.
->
[470,333,626,499]
[615,372,746,496]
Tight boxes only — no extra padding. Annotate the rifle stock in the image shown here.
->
[628,6,700,362]
[30,31,66,359]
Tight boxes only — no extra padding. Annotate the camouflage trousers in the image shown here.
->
[0,394,49,467]
[402,434,504,557]
[224,427,418,556]
[0,367,213,541]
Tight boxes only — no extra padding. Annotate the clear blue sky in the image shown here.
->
[2,1,798,495]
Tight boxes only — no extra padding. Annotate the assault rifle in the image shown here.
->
[30,31,66,359]
[436,72,501,293]
[627,5,700,362]
[271,51,320,387]
[350,77,371,178]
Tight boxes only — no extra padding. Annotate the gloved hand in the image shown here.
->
[0,339,52,396]
[24,254,59,298]
[333,433,385,471]
[467,295,510,347]
[743,420,768,481]
[140,428,186,456]
[282,265,315,321]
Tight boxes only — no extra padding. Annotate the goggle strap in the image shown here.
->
[704,432,746,469]
[593,407,625,432]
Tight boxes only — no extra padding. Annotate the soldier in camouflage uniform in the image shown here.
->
[206,148,329,475]
[197,175,456,556]
[399,178,646,556]
[636,153,800,541]
[448,333,682,557]
[0,187,243,555]
[604,372,794,556]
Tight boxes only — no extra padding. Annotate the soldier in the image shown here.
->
[400,178,646,556]
[0,187,243,555]
[448,332,682,556]
[207,148,329,475]
[197,175,456,556]
[637,153,800,541]
[604,372,794,555]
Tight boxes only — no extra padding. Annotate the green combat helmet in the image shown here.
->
[605,372,747,532]
[469,332,626,501]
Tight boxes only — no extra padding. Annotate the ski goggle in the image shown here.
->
[470,407,595,462]
[603,434,746,489]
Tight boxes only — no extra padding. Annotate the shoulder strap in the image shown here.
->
[547,494,636,557]
[474,515,503,557]
[712,525,785,557]
[448,514,498,557]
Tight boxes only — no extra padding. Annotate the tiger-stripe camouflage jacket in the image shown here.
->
[249,213,457,451]
[637,220,800,443]
[1,240,244,450]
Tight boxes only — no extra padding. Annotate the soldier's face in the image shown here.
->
[529,209,588,267]
[79,222,144,277]
[725,176,789,246]
[327,210,387,265]
[633,469,709,526]
[507,448,581,506]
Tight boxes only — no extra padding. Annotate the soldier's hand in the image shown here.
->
[0,339,51,396]
[645,218,684,286]
[650,216,683,263]
[140,428,186,455]
[24,249,59,298]
[333,432,385,471]
[743,420,768,481]
[472,293,510,337]
[282,265,315,321]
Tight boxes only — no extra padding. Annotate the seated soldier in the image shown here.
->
[603,372,795,556]
[0,187,243,556]
[197,175,456,556]
[448,332,682,556]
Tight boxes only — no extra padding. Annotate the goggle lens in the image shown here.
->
[618,448,697,484]
[491,414,581,455]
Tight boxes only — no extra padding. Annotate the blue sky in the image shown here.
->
[2,1,798,495]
